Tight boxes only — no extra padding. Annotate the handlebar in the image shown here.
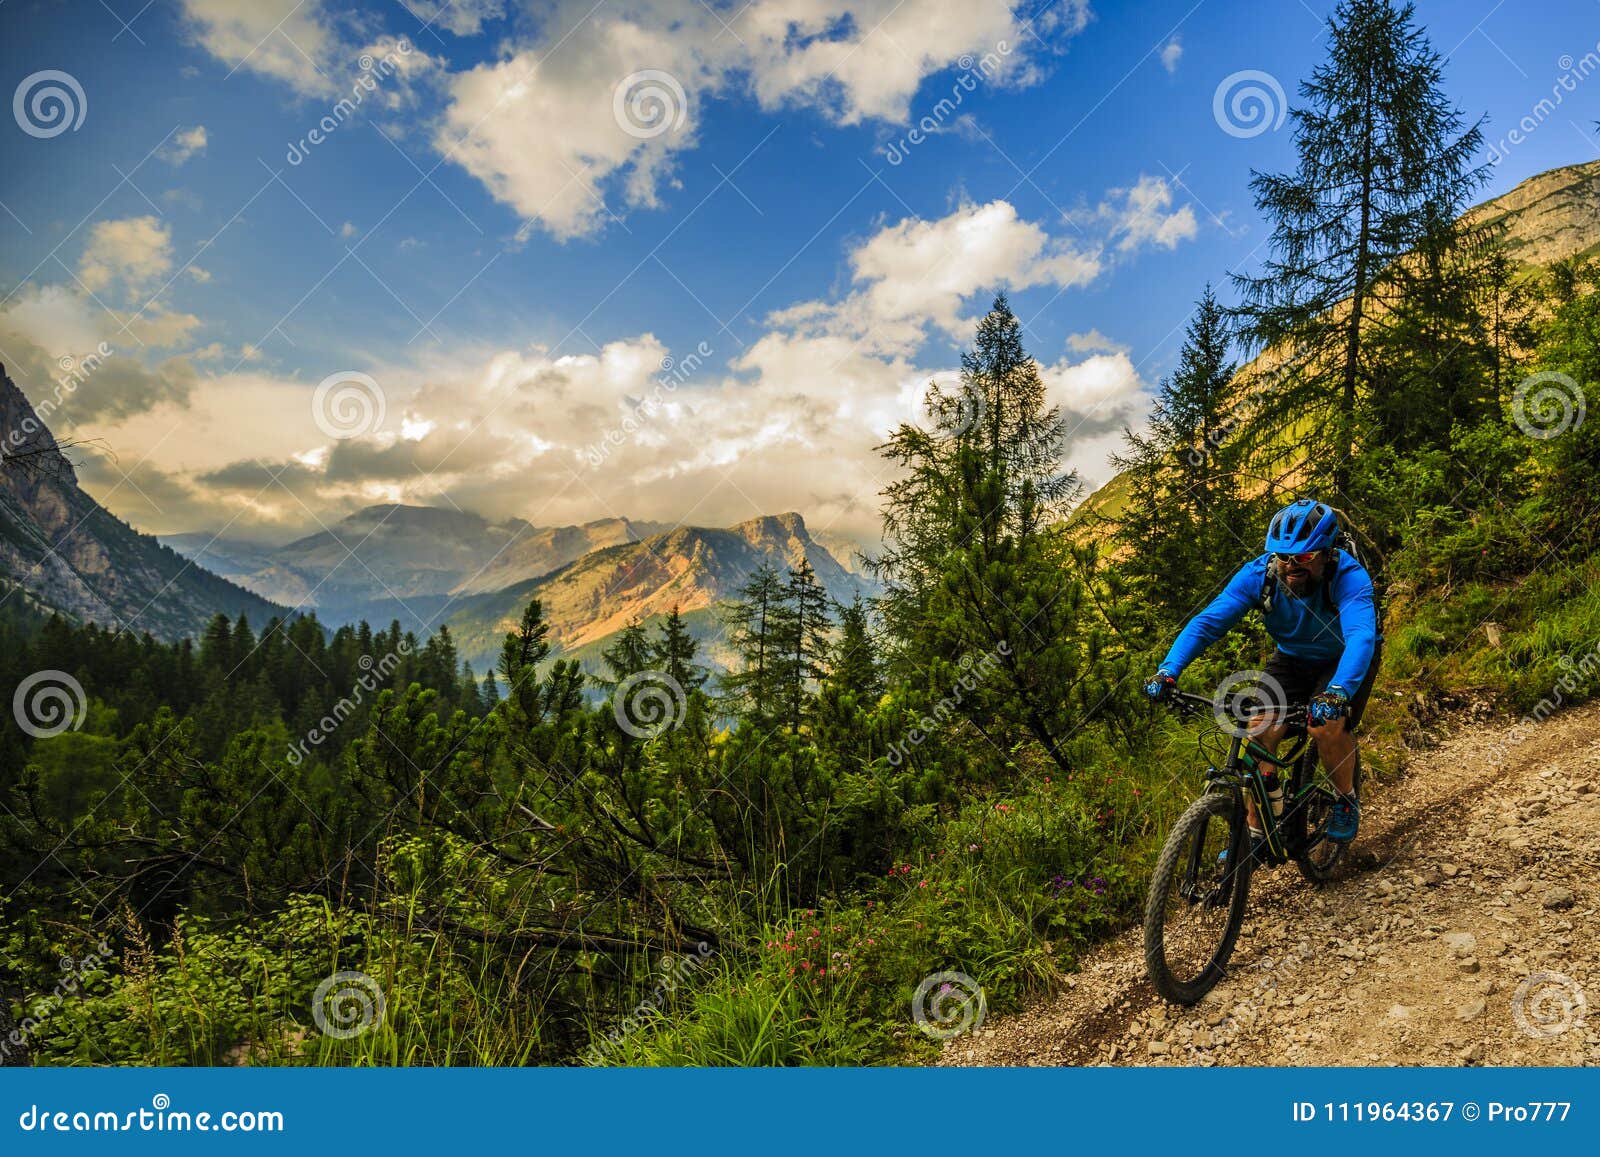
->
[1162,687,1308,729]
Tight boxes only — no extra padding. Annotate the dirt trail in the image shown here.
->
[941,702,1600,1067]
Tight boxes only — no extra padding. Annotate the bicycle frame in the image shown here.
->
[1204,728,1312,863]
[1167,690,1318,866]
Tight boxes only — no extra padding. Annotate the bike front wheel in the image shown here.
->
[1144,790,1253,1005]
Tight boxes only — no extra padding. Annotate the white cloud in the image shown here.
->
[760,199,1101,361]
[160,125,209,165]
[79,216,174,296]
[1066,328,1129,355]
[172,0,1089,240]
[1101,176,1199,253]
[437,0,1085,239]
[1161,38,1182,74]
[401,0,503,37]
[177,0,342,95]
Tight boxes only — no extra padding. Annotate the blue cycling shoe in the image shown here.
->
[1326,793,1360,842]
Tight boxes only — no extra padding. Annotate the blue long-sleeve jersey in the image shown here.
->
[1160,550,1380,693]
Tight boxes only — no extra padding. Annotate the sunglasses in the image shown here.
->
[1275,551,1321,566]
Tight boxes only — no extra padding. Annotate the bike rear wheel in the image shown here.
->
[1287,745,1362,884]
[1144,790,1253,1005]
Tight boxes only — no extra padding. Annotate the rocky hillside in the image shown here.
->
[1469,157,1600,268]
[436,512,873,671]
[0,364,284,639]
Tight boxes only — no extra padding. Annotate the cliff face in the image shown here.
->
[1469,159,1600,268]
[0,364,285,638]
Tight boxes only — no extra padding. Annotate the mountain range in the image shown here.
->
[159,506,872,671]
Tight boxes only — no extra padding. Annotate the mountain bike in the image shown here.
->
[1142,687,1362,1005]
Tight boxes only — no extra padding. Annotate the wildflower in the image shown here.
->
[818,968,826,977]
[918,880,928,889]
[967,843,979,851]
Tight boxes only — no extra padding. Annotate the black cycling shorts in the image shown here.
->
[1262,639,1381,732]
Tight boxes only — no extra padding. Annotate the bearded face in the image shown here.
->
[1277,550,1329,597]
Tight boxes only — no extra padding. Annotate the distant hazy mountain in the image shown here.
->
[162,503,874,671]
[418,512,875,671]
[161,505,673,623]
[0,364,284,638]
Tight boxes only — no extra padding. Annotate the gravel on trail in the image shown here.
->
[940,702,1600,1067]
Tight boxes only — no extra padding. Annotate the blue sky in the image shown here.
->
[2,0,1597,545]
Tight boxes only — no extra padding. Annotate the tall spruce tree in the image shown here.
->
[1231,0,1487,499]
[776,560,831,731]
[1112,286,1250,619]
[870,294,1109,775]
[653,605,709,694]
[722,563,788,727]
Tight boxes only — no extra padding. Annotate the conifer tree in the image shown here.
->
[653,605,708,694]
[776,560,831,731]
[871,294,1108,775]
[1112,286,1250,618]
[597,618,653,690]
[1231,0,1486,499]
[829,596,882,704]
[722,563,788,727]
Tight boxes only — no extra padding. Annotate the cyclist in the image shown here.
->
[1143,499,1380,846]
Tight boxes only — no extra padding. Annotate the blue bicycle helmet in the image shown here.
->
[1265,498,1339,554]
